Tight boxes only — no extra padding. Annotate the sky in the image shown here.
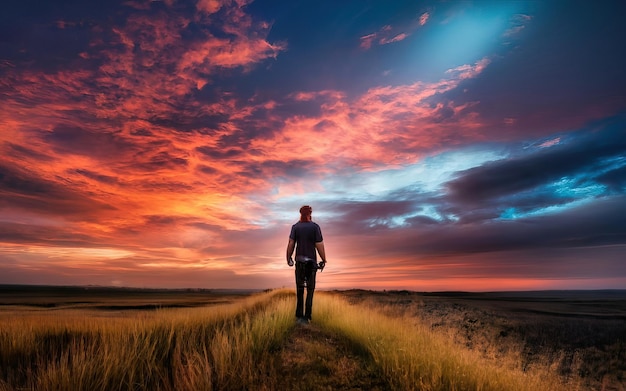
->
[1,0,625,291]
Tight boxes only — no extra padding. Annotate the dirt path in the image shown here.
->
[272,322,391,391]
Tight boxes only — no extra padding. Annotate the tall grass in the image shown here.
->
[0,289,293,391]
[0,289,583,390]
[314,292,573,391]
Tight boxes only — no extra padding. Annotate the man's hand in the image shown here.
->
[317,260,326,271]
[287,257,294,267]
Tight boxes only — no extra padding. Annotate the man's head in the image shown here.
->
[299,205,312,222]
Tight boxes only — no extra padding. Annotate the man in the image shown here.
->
[286,205,327,324]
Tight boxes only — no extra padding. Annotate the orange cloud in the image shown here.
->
[178,37,285,71]
[5,0,580,291]
[254,58,489,170]
[0,0,289,255]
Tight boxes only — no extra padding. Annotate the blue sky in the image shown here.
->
[1,0,625,290]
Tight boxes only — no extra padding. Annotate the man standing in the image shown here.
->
[286,205,327,324]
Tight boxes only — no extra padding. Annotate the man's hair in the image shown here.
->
[299,205,312,222]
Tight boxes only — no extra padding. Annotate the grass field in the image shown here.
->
[0,286,624,390]
[336,289,626,391]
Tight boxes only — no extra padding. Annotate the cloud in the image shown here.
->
[446,58,491,79]
[594,165,626,193]
[254,58,490,173]
[401,194,626,256]
[0,163,116,219]
[72,169,120,185]
[379,33,408,45]
[538,137,560,148]
[319,188,626,270]
[0,0,289,223]
[446,118,626,205]
[45,125,135,159]
[359,12,430,51]
[359,33,377,50]
[359,9,431,51]
[178,37,285,71]
[503,14,532,38]
[2,1,625,290]
[196,0,224,14]
[2,142,54,163]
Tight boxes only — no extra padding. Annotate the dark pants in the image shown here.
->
[295,261,317,320]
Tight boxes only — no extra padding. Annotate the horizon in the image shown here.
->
[2,283,626,295]
[1,0,625,291]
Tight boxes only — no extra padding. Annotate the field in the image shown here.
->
[0,285,624,390]
[336,289,626,391]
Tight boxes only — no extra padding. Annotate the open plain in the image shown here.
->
[336,289,626,391]
[0,285,624,390]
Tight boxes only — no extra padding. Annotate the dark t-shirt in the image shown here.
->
[289,221,323,261]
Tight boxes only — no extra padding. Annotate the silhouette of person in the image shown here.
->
[286,205,327,323]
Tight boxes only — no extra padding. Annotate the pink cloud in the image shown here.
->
[379,33,408,45]
[196,0,253,15]
[361,24,409,50]
[446,57,491,79]
[359,33,377,50]
[197,0,223,14]
[360,11,431,50]
[290,90,346,102]
[179,37,284,71]
[539,137,561,148]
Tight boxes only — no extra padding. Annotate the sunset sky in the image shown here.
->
[1,0,625,291]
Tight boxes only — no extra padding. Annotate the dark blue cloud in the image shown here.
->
[403,194,626,256]
[320,115,626,259]
[595,165,626,193]
[446,116,626,206]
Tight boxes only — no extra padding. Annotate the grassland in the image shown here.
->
[336,289,626,391]
[0,286,623,390]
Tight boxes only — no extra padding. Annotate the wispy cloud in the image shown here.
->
[503,13,532,37]
[359,9,430,51]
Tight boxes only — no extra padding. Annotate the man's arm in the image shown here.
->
[286,239,295,265]
[315,241,327,263]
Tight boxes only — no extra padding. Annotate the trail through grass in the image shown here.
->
[0,289,579,390]
[273,322,390,391]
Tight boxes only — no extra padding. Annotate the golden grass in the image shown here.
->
[314,292,575,391]
[0,289,293,391]
[0,288,586,390]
